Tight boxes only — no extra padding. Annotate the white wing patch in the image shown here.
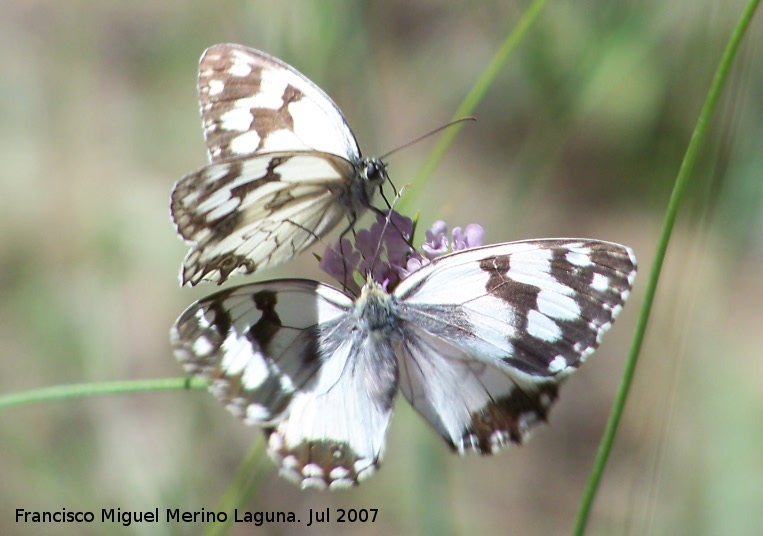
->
[171,239,637,488]
[526,309,563,343]
[536,289,580,321]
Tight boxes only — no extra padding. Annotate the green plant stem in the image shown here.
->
[203,436,267,536]
[571,1,761,534]
[0,378,207,411]
[402,0,550,213]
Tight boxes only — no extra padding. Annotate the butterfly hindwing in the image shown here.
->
[267,320,398,489]
[171,152,357,285]
[397,323,559,454]
[171,44,387,285]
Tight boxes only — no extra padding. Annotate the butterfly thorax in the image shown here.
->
[353,281,396,333]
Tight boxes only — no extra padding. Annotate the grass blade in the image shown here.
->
[572,1,761,533]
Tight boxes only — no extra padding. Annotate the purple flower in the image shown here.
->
[421,220,485,260]
[397,253,427,279]
[422,220,449,260]
[320,211,485,291]
[452,224,485,251]
[319,237,361,294]
[320,210,415,293]
[380,211,414,265]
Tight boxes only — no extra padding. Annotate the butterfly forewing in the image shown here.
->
[172,239,637,488]
[198,44,360,163]
[172,280,351,421]
[171,44,387,285]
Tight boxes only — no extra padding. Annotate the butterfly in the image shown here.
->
[171,239,637,489]
[171,44,389,286]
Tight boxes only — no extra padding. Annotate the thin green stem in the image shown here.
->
[0,378,207,411]
[572,1,760,534]
[203,437,268,536]
[401,0,550,213]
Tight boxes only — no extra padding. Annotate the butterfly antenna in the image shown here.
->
[378,117,476,160]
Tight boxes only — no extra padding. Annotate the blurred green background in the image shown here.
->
[1,1,761,535]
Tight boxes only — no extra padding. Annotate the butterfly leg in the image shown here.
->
[335,218,358,294]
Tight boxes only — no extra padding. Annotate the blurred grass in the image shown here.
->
[1,1,762,535]
[575,1,760,532]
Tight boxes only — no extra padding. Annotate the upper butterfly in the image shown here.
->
[171,44,388,286]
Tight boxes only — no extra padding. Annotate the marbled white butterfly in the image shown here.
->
[171,239,637,489]
[171,44,389,286]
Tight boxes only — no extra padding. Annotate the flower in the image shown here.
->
[320,211,484,292]
[452,224,485,251]
[320,210,414,294]
[422,220,449,259]
[398,255,426,279]
[318,238,361,294]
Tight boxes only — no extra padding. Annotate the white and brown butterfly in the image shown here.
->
[171,44,389,286]
[171,239,637,489]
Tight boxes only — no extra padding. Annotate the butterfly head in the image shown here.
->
[362,158,388,189]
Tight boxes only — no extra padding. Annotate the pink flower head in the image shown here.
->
[320,212,485,292]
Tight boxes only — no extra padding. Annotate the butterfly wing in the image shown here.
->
[396,324,561,454]
[171,279,398,489]
[171,152,360,285]
[392,239,637,453]
[267,320,398,490]
[172,44,383,285]
[198,43,360,163]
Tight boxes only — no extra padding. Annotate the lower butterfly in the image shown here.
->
[171,239,636,489]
